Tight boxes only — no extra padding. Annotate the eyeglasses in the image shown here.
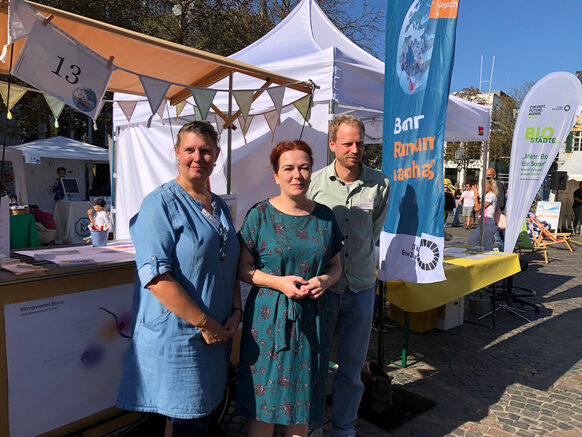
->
[218,224,228,261]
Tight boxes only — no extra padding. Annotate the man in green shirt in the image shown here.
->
[307,115,389,437]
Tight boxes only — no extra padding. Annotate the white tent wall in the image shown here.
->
[114,102,329,239]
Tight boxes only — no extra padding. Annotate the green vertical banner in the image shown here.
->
[379,0,459,284]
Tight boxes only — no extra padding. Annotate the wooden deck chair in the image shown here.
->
[527,215,573,259]
[515,221,548,263]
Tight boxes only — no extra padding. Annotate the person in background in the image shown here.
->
[468,180,498,251]
[458,183,475,229]
[487,168,506,251]
[87,198,112,229]
[573,181,582,234]
[52,167,66,201]
[307,115,390,437]
[452,182,462,227]
[117,121,241,437]
[29,204,56,245]
[444,181,456,224]
[236,140,343,437]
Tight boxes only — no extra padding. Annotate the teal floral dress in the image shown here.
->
[236,200,343,425]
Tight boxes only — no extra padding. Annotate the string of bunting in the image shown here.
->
[1,0,314,136]
[0,78,313,136]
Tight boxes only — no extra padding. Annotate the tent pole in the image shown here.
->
[479,140,489,247]
[227,72,233,194]
[327,99,336,165]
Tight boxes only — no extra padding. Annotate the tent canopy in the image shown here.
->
[0,0,312,104]
[8,136,108,161]
[559,154,582,181]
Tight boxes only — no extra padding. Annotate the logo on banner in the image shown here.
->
[429,0,459,19]
[12,20,112,120]
[396,0,437,95]
[75,217,91,237]
[401,238,440,271]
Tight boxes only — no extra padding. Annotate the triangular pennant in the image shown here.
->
[293,95,312,122]
[156,100,166,125]
[117,100,138,124]
[264,110,281,136]
[232,90,254,121]
[139,75,170,116]
[214,114,224,137]
[190,88,217,121]
[194,105,203,121]
[1,0,41,62]
[43,93,65,128]
[267,86,286,116]
[0,83,27,119]
[174,100,187,122]
[238,115,254,144]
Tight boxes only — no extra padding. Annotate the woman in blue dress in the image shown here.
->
[236,140,343,437]
[117,121,241,436]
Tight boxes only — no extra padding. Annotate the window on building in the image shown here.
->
[573,131,582,152]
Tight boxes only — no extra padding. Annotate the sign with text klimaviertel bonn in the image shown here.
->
[504,72,582,253]
[379,0,459,284]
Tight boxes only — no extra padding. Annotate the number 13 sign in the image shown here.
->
[12,19,113,120]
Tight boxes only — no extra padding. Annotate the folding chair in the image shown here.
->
[527,214,573,258]
[515,220,548,263]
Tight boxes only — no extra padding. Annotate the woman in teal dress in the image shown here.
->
[237,140,343,437]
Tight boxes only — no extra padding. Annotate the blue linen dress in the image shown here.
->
[117,180,240,419]
[236,200,343,425]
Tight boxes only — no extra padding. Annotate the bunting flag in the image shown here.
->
[264,109,280,140]
[0,83,27,119]
[214,114,224,137]
[12,20,112,120]
[156,100,166,122]
[189,88,217,121]
[292,95,312,123]
[194,105,203,121]
[238,115,254,144]
[139,75,170,116]
[233,90,254,121]
[43,93,65,128]
[378,0,459,284]
[117,100,138,124]
[1,0,40,62]
[174,100,187,122]
[267,86,286,115]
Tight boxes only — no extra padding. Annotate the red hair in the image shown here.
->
[269,140,313,172]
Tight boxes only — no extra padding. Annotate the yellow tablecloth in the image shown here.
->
[386,252,521,312]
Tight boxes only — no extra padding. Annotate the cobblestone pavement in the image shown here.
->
[223,225,582,436]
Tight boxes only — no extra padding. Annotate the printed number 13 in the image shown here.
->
[52,56,81,85]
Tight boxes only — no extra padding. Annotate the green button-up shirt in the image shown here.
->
[307,161,389,294]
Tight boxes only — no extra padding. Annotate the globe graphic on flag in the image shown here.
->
[396,0,437,95]
[72,87,97,112]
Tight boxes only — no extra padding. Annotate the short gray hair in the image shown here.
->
[329,115,365,142]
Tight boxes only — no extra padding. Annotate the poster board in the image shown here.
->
[535,201,561,232]
[4,284,133,436]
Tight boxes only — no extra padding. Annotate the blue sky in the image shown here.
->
[365,0,582,94]
[449,0,582,93]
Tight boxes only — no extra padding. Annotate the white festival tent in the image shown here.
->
[113,0,490,238]
[5,136,109,212]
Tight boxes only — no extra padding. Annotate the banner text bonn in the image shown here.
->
[392,114,436,181]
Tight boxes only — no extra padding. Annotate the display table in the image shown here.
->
[9,213,40,249]
[379,250,522,368]
[387,251,521,312]
[0,242,138,436]
[54,200,93,245]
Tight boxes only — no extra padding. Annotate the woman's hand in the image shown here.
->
[87,209,93,217]
[223,310,242,338]
[199,317,229,344]
[275,275,310,300]
[299,276,327,299]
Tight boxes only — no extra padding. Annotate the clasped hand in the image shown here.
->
[277,275,326,300]
[200,311,241,345]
